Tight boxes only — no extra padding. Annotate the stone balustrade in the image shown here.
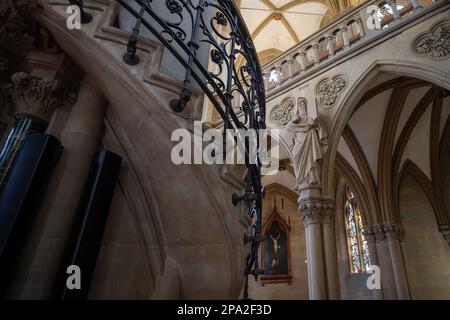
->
[262,0,438,94]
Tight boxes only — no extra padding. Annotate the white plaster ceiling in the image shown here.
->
[338,138,362,181]
[394,86,431,146]
[348,89,393,184]
[400,104,433,180]
[237,0,329,57]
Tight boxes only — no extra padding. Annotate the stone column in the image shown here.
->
[9,76,108,299]
[321,199,340,299]
[362,226,384,300]
[299,52,307,71]
[342,27,350,47]
[385,223,410,300]
[389,0,401,21]
[300,197,327,299]
[356,19,365,38]
[373,226,398,299]
[327,36,334,56]
[298,186,339,300]
[313,45,320,64]
[411,0,421,10]
[287,59,293,78]
[263,71,269,89]
[0,72,74,191]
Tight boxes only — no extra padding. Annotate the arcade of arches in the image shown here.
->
[0,0,449,300]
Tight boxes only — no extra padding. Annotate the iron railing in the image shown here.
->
[76,0,267,298]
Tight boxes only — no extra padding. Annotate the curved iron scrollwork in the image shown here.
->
[114,0,266,298]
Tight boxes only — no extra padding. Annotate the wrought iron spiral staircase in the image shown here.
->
[71,0,267,298]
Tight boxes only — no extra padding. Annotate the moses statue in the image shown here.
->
[286,98,328,190]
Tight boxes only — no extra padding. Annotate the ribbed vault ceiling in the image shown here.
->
[235,0,365,64]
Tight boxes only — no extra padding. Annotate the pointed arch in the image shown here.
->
[323,60,450,198]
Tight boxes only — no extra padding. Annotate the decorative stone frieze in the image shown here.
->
[299,198,335,226]
[315,75,347,108]
[412,20,450,61]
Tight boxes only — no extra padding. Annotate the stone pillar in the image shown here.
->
[385,223,410,300]
[0,71,75,191]
[410,0,421,10]
[356,19,365,38]
[263,71,269,89]
[287,59,293,78]
[299,189,339,300]
[364,223,410,300]
[362,226,384,300]
[342,27,350,47]
[313,45,320,64]
[299,52,307,71]
[321,199,340,299]
[373,226,398,299]
[327,36,334,56]
[389,0,401,20]
[300,198,327,299]
[277,66,282,83]
[9,76,108,299]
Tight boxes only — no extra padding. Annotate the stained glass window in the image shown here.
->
[344,186,370,273]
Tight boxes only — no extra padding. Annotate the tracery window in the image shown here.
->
[344,186,370,273]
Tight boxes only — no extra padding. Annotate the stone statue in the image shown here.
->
[286,98,328,190]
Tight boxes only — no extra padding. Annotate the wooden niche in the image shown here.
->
[261,204,292,285]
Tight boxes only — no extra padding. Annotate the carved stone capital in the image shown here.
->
[361,225,377,242]
[299,198,335,226]
[439,224,450,247]
[7,72,76,123]
[383,223,406,242]
[362,223,406,242]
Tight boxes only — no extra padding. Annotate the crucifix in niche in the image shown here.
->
[261,197,292,285]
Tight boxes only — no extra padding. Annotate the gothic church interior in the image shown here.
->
[0,0,449,300]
